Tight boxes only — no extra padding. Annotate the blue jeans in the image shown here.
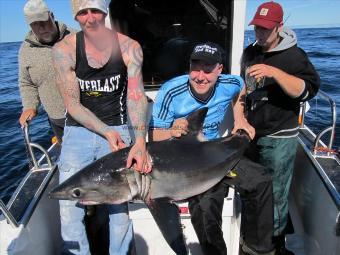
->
[59,125,133,255]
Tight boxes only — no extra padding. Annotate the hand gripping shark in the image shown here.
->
[50,107,250,254]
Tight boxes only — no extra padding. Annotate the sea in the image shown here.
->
[0,27,339,204]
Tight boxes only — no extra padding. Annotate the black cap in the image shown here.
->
[190,42,222,65]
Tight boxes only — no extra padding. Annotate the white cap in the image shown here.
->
[24,0,50,25]
[71,0,108,19]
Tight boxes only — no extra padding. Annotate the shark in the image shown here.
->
[50,107,250,254]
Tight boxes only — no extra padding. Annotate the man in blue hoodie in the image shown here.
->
[241,2,320,254]
[150,42,275,255]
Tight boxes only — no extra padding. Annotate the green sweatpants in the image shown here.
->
[246,136,298,236]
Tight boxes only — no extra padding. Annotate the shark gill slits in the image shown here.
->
[72,188,81,198]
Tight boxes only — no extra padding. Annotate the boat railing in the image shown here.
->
[23,122,53,170]
[0,124,56,228]
[299,89,337,157]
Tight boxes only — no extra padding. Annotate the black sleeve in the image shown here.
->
[292,48,320,102]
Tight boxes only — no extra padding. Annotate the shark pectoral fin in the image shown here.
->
[146,198,188,255]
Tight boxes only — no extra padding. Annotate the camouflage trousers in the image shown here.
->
[246,136,298,236]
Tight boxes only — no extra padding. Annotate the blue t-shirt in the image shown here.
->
[150,74,244,140]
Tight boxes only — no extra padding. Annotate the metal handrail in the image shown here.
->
[299,90,337,155]
[23,125,52,169]
[0,200,18,228]
[0,123,53,228]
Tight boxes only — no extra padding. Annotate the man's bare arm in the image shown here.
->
[120,35,151,172]
[120,37,148,140]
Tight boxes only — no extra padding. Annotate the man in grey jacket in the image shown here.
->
[18,0,74,143]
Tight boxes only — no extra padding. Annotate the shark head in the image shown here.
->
[50,151,136,204]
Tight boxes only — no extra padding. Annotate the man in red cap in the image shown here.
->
[241,1,320,255]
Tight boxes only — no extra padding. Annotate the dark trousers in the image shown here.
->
[48,117,65,143]
[189,156,275,255]
[189,178,229,255]
[245,136,298,237]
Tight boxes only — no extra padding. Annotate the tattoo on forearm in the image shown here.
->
[124,39,147,138]
[127,96,147,138]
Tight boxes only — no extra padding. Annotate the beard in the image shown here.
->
[35,29,58,45]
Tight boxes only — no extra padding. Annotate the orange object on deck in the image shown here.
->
[51,136,58,144]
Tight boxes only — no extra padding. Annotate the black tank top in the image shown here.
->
[66,31,128,126]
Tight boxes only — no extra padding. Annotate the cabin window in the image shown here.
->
[109,0,232,87]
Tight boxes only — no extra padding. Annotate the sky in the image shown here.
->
[0,0,340,43]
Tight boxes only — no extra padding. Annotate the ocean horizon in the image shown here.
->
[2,25,340,44]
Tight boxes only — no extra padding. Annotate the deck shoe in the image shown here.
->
[240,240,275,255]
[241,245,275,255]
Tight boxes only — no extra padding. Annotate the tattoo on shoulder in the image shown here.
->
[53,39,76,68]
[52,38,79,107]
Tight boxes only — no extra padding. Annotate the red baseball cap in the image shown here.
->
[249,1,283,29]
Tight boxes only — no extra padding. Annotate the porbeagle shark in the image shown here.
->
[50,107,250,254]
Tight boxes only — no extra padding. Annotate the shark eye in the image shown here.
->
[72,188,81,198]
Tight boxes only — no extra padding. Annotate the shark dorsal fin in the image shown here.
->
[184,107,208,140]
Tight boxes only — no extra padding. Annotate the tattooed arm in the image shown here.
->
[52,36,125,151]
[119,34,151,173]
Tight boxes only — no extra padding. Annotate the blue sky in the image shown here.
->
[1,0,340,42]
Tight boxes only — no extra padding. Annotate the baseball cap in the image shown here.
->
[23,0,50,25]
[190,42,222,65]
[71,0,108,19]
[249,1,283,29]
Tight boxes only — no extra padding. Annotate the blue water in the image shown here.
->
[0,27,339,203]
[0,42,54,203]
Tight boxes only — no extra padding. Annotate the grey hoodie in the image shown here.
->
[18,21,74,119]
[269,27,297,52]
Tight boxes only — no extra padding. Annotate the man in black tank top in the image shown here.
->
[52,0,151,254]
